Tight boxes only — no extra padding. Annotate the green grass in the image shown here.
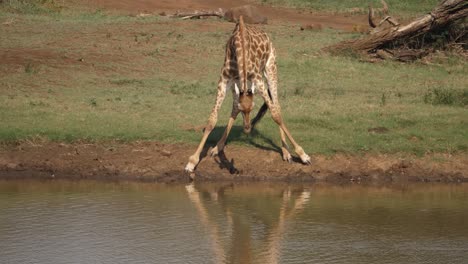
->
[0,0,64,14]
[0,5,467,156]
[258,0,440,16]
[423,88,468,107]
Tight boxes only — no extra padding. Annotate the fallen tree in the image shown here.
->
[326,0,467,59]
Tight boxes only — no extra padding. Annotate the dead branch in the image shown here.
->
[327,0,468,53]
[381,0,389,15]
[368,5,377,28]
[169,5,268,24]
[374,48,429,61]
[2,18,15,26]
[368,0,399,30]
[379,16,399,27]
[171,9,224,20]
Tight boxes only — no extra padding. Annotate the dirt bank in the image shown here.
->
[0,141,466,183]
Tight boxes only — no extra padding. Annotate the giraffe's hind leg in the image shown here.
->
[279,128,292,163]
[251,102,268,131]
[262,47,311,164]
[252,92,292,162]
[257,79,310,164]
[210,89,240,156]
[260,73,293,162]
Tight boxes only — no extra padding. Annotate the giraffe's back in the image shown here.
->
[224,24,272,81]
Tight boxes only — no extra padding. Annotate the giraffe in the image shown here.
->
[185,16,311,174]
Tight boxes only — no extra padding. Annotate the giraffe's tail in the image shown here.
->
[236,15,248,94]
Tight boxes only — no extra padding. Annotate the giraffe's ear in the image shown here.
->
[251,83,256,94]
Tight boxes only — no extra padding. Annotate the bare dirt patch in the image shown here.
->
[0,48,77,75]
[0,48,73,66]
[1,141,466,183]
[92,0,244,13]
[76,0,367,31]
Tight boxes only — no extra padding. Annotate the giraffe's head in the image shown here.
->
[238,91,255,134]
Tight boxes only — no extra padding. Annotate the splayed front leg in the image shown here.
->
[185,77,228,175]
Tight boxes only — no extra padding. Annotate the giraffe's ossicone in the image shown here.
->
[185,16,311,177]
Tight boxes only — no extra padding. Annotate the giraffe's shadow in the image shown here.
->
[200,125,299,174]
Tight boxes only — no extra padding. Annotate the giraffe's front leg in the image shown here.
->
[185,77,228,174]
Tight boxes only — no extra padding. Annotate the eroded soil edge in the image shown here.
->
[0,142,466,183]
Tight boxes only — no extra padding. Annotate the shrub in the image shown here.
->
[423,88,468,107]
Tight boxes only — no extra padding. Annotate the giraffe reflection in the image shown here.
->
[186,183,311,264]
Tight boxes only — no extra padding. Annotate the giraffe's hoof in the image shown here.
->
[281,148,292,163]
[185,163,195,174]
[188,172,196,180]
[184,166,196,181]
[210,147,219,157]
[300,154,312,165]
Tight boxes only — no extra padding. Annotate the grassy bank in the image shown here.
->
[0,2,467,156]
[258,0,441,16]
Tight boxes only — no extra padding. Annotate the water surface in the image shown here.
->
[1,180,467,264]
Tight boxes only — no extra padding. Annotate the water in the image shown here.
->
[1,180,467,264]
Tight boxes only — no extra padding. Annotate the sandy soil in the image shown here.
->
[1,141,466,183]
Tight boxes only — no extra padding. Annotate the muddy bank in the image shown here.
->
[0,141,466,183]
